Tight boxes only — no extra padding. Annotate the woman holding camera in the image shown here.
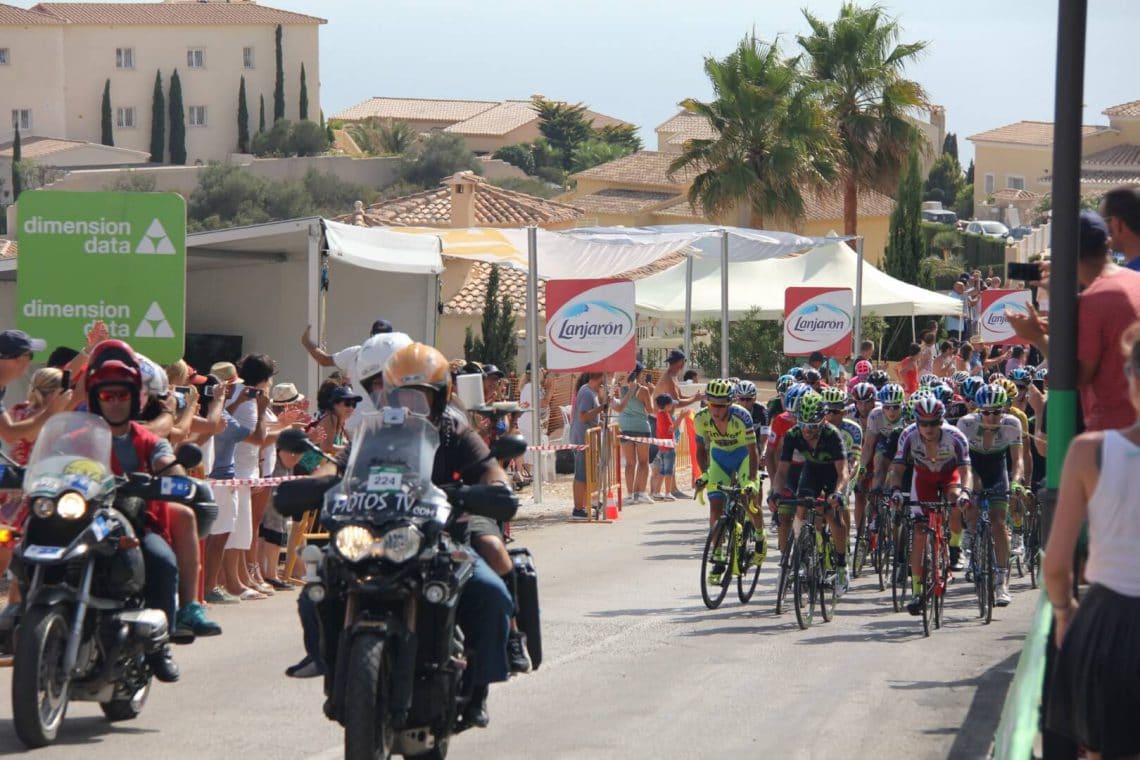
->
[613,362,655,504]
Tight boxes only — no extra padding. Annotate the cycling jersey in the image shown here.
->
[834,417,863,466]
[780,423,847,497]
[894,422,970,501]
[768,411,805,466]
[694,404,756,491]
[746,401,771,444]
[945,396,969,423]
[765,397,784,423]
[866,406,906,457]
[957,413,1021,490]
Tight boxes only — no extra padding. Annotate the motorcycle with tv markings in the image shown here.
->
[0,412,217,749]
[274,401,541,760]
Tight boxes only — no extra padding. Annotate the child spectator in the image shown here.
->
[649,395,681,501]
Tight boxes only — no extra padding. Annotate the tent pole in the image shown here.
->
[526,225,543,505]
[683,254,693,361]
[307,222,322,399]
[853,236,864,368]
[911,315,916,342]
[720,229,729,376]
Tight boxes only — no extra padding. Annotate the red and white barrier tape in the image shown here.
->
[617,435,677,449]
[208,475,308,488]
[526,443,586,452]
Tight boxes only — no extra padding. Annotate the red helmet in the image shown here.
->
[88,339,137,371]
[87,359,142,419]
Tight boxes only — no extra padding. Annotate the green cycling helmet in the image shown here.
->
[975,383,1008,409]
[820,386,847,410]
[706,378,734,402]
[796,391,825,424]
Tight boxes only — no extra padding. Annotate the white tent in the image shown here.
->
[635,238,963,319]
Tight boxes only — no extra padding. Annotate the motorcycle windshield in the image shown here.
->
[24,412,114,500]
[326,403,451,525]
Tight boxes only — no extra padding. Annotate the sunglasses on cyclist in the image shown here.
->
[97,389,132,403]
[882,404,901,411]
[825,408,845,414]
[980,409,1003,417]
[800,422,823,430]
[707,401,730,408]
[917,420,942,428]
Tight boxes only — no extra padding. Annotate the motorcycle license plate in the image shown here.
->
[24,544,66,561]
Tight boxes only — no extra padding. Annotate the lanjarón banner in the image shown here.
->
[783,287,853,357]
[17,191,187,363]
[979,289,1033,346]
[545,279,636,373]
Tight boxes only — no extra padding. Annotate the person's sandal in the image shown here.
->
[265,577,293,591]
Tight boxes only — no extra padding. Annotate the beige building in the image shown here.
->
[967,100,1140,211]
[332,96,632,156]
[0,1,324,165]
[0,136,150,202]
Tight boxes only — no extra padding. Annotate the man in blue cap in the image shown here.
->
[0,330,70,444]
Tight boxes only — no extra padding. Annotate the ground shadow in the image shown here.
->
[0,716,159,753]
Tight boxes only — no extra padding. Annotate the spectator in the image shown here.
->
[896,342,921,394]
[828,353,849,385]
[1044,319,1140,757]
[310,385,359,457]
[0,330,67,446]
[682,369,699,384]
[649,394,683,500]
[482,364,505,404]
[569,372,608,520]
[249,382,306,592]
[966,272,983,335]
[856,339,876,365]
[946,281,967,340]
[613,362,654,504]
[654,350,703,410]
[957,342,977,375]
[934,341,957,377]
[1006,345,1026,374]
[1101,184,1140,272]
[517,364,551,481]
[916,332,937,375]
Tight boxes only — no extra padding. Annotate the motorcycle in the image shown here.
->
[0,412,217,748]
[274,396,536,760]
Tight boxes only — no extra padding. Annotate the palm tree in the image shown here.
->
[668,35,838,227]
[798,2,929,235]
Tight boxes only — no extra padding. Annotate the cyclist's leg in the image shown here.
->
[706,462,729,528]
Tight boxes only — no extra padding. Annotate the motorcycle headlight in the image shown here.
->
[56,492,87,520]
[381,524,422,564]
[32,497,55,519]
[334,525,374,562]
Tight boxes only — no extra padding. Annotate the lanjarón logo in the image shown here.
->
[983,297,1028,331]
[549,300,634,354]
[786,300,852,343]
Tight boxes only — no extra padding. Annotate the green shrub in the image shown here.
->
[492,143,536,175]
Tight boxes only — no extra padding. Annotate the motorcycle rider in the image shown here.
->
[310,343,513,728]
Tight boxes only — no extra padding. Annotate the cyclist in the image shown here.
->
[768,391,851,592]
[803,368,823,392]
[766,383,809,484]
[888,396,972,615]
[957,383,1025,606]
[735,380,769,463]
[960,376,985,414]
[860,384,908,494]
[694,379,762,585]
[847,382,879,541]
[846,359,874,394]
[867,369,890,391]
[768,375,795,422]
[918,373,941,390]
[993,376,1032,557]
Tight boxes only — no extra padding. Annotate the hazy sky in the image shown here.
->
[32,0,1138,163]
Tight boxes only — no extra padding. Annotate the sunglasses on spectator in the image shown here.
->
[918,420,942,428]
[97,390,132,403]
[337,400,359,408]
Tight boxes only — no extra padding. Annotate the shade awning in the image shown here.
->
[323,219,444,274]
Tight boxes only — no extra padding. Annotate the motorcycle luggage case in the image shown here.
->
[509,547,542,670]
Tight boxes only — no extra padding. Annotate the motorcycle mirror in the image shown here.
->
[274,475,341,520]
[174,443,203,470]
[278,427,318,455]
[488,435,527,463]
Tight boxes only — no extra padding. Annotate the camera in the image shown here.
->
[1007,262,1042,283]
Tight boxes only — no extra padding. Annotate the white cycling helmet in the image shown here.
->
[352,332,414,400]
[135,352,169,401]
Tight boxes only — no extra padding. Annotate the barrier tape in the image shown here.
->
[527,444,586,451]
[617,435,678,448]
[209,475,308,487]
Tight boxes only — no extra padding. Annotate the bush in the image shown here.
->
[398,132,481,188]
[492,143,536,175]
[960,231,1008,270]
[534,165,566,185]
[106,172,158,192]
[251,118,293,157]
[249,119,328,157]
[289,119,329,156]
[691,309,784,378]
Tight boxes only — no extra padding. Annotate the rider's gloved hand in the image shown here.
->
[828,492,845,508]
[889,489,904,507]
[1010,481,1026,495]
[694,477,707,491]
[910,503,924,519]
[956,489,973,507]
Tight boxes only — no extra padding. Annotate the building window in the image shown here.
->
[11,109,31,132]
[1006,175,1025,191]
[983,173,995,195]
[115,107,136,128]
[188,106,207,127]
[115,47,134,69]
[0,48,9,65]
[187,48,205,69]
[243,46,254,69]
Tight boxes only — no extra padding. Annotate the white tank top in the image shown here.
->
[1085,430,1140,597]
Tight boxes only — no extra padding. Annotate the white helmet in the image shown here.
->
[135,353,168,401]
[353,332,414,387]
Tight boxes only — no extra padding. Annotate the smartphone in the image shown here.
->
[60,370,71,389]
[244,387,261,398]
[173,385,192,394]
[201,384,218,399]
[1007,262,1041,283]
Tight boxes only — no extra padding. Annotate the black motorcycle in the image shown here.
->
[275,399,539,760]
[0,412,216,748]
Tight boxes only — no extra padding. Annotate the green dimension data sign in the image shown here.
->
[17,191,187,363]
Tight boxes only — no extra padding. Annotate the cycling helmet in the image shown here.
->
[803,368,822,386]
[820,386,847,410]
[850,382,877,402]
[1009,367,1032,386]
[1034,367,1049,382]
[975,383,1009,409]
[951,371,971,389]
[868,369,890,388]
[918,373,940,389]
[784,383,810,414]
[788,367,805,381]
[776,374,796,394]
[705,378,735,403]
[961,376,985,402]
[912,396,946,422]
[135,353,168,402]
[987,372,1006,384]
[87,358,143,420]
[877,383,905,405]
[796,391,825,424]
[734,380,757,400]
[854,360,873,376]
[929,383,955,404]
[996,377,1018,401]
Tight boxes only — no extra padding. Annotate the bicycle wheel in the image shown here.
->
[933,534,947,630]
[775,537,793,615]
[984,528,996,624]
[700,518,733,610]
[737,520,762,604]
[876,511,892,593]
[1026,511,1040,590]
[891,521,911,613]
[851,508,868,579]
[820,535,837,623]
[974,526,991,622]
[793,530,817,630]
[921,539,933,637]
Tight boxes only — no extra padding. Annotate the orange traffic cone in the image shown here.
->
[605,490,620,521]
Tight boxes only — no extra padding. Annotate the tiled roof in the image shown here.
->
[1083,143,1140,168]
[569,189,679,216]
[1076,170,1140,186]
[0,3,58,24]
[1104,100,1140,118]
[29,2,325,25]
[0,136,150,161]
[0,239,16,258]
[570,150,701,188]
[336,172,583,228]
[656,111,718,144]
[992,188,1043,201]
[446,101,536,137]
[332,97,496,124]
[802,188,895,221]
[967,120,1112,146]
[653,196,703,219]
[581,108,630,131]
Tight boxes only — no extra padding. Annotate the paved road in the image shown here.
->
[0,499,1033,759]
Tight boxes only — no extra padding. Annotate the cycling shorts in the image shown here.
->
[705,459,751,500]
[910,467,960,503]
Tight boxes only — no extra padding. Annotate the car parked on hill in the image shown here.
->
[965,220,1010,239]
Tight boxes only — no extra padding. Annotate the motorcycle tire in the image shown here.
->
[12,605,72,748]
[407,739,450,760]
[509,547,542,671]
[100,656,152,722]
[344,633,396,760]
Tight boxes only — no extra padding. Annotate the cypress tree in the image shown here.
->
[100,79,114,146]
[299,63,309,121]
[237,76,250,152]
[884,146,924,286]
[11,125,21,200]
[168,69,186,165]
[149,70,165,163]
[259,95,266,133]
[273,24,285,122]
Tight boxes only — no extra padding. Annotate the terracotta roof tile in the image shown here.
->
[1104,100,1140,118]
[0,239,16,258]
[656,111,718,144]
[569,150,700,188]
[581,108,630,131]
[802,188,894,221]
[335,172,583,228]
[569,189,680,216]
[30,2,324,25]
[967,120,1112,146]
[1076,170,1140,186]
[445,101,536,137]
[332,97,496,124]
[1083,143,1140,168]
[652,196,703,219]
[992,188,1043,201]
[0,136,151,160]
[0,3,58,24]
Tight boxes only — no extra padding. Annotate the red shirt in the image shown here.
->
[655,410,674,440]
[1078,267,1140,430]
